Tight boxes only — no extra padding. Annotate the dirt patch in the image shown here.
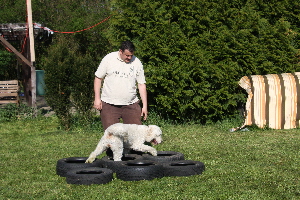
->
[21,96,98,117]
[20,95,48,108]
[20,95,55,117]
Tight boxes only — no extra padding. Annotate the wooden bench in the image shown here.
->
[0,80,20,104]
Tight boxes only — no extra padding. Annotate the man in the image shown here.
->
[94,41,148,130]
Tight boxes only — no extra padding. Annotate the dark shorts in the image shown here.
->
[100,101,142,130]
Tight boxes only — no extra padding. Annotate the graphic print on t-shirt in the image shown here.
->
[113,66,135,78]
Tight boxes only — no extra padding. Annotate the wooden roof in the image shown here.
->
[0,23,46,41]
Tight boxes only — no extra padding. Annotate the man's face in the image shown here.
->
[119,49,134,63]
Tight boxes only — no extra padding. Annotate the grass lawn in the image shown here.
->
[0,116,299,200]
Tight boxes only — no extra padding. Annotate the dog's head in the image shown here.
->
[146,125,163,145]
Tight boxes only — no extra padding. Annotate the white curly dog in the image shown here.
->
[85,123,163,162]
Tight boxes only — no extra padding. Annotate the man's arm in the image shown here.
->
[138,83,148,120]
[94,77,103,110]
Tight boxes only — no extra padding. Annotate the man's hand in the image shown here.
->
[94,77,103,110]
[94,99,102,110]
[138,83,148,120]
[141,107,148,120]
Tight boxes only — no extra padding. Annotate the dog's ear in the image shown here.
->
[148,125,154,133]
[147,125,153,134]
[148,125,162,136]
[143,126,153,142]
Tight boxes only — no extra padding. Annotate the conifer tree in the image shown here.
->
[106,0,300,122]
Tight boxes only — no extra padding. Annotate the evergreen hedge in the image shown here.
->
[106,0,300,123]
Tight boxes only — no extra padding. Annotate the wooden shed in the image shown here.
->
[0,22,51,107]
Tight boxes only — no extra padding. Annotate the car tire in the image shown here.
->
[115,160,164,181]
[101,154,144,172]
[162,160,205,177]
[56,157,103,177]
[142,151,184,162]
[66,167,113,185]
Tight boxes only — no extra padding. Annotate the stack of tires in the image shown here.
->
[56,151,205,185]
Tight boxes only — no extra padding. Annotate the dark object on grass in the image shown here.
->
[105,148,113,157]
[56,157,103,177]
[101,154,144,172]
[142,151,184,162]
[162,160,205,177]
[115,160,164,181]
[66,167,113,185]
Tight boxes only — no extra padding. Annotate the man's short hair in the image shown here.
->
[120,41,135,52]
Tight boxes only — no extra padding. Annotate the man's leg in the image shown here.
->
[100,101,122,157]
[100,101,122,130]
[121,101,142,125]
[122,101,143,154]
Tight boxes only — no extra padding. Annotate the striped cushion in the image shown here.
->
[238,72,300,129]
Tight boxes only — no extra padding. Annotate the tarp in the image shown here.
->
[237,72,300,130]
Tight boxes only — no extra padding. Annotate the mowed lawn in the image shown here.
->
[0,117,299,200]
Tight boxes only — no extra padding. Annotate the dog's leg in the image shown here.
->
[123,143,131,155]
[85,139,108,163]
[132,144,158,156]
[110,137,124,161]
[123,148,130,154]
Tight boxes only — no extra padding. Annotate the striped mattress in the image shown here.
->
[238,72,300,130]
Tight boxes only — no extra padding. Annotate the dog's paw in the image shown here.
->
[85,157,95,163]
[150,150,157,156]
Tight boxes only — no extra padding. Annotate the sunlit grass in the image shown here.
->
[1,116,299,199]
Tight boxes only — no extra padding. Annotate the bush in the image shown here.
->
[70,53,96,126]
[106,0,300,123]
[42,36,103,130]
[0,103,37,121]
[42,36,74,130]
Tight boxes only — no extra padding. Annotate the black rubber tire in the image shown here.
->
[66,167,113,185]
[115,160,164,181]
[142,151,184,162]
[56,157,104,177]
[162,160,205,177]
[101,154,144,172]
[128,149,144,155]
[105,149,144,158]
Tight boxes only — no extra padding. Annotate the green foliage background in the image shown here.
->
[0,49,17,80]
[1,0,300,126]
[1,0,111,129]
[106,0,300,123]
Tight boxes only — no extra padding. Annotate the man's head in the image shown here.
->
[119,41,135,63]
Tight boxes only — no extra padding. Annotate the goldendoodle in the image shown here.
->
[85,123,163,162]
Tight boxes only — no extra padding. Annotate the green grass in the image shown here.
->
[0,116,299,200]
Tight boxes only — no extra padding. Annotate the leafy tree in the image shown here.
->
[0,0,27,80]
[0,0,27,23]
[32,0,111,59]
[1,0,111,128]
[0,48,18,80]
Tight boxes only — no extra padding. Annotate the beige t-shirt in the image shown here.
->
[95,51,146,105]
